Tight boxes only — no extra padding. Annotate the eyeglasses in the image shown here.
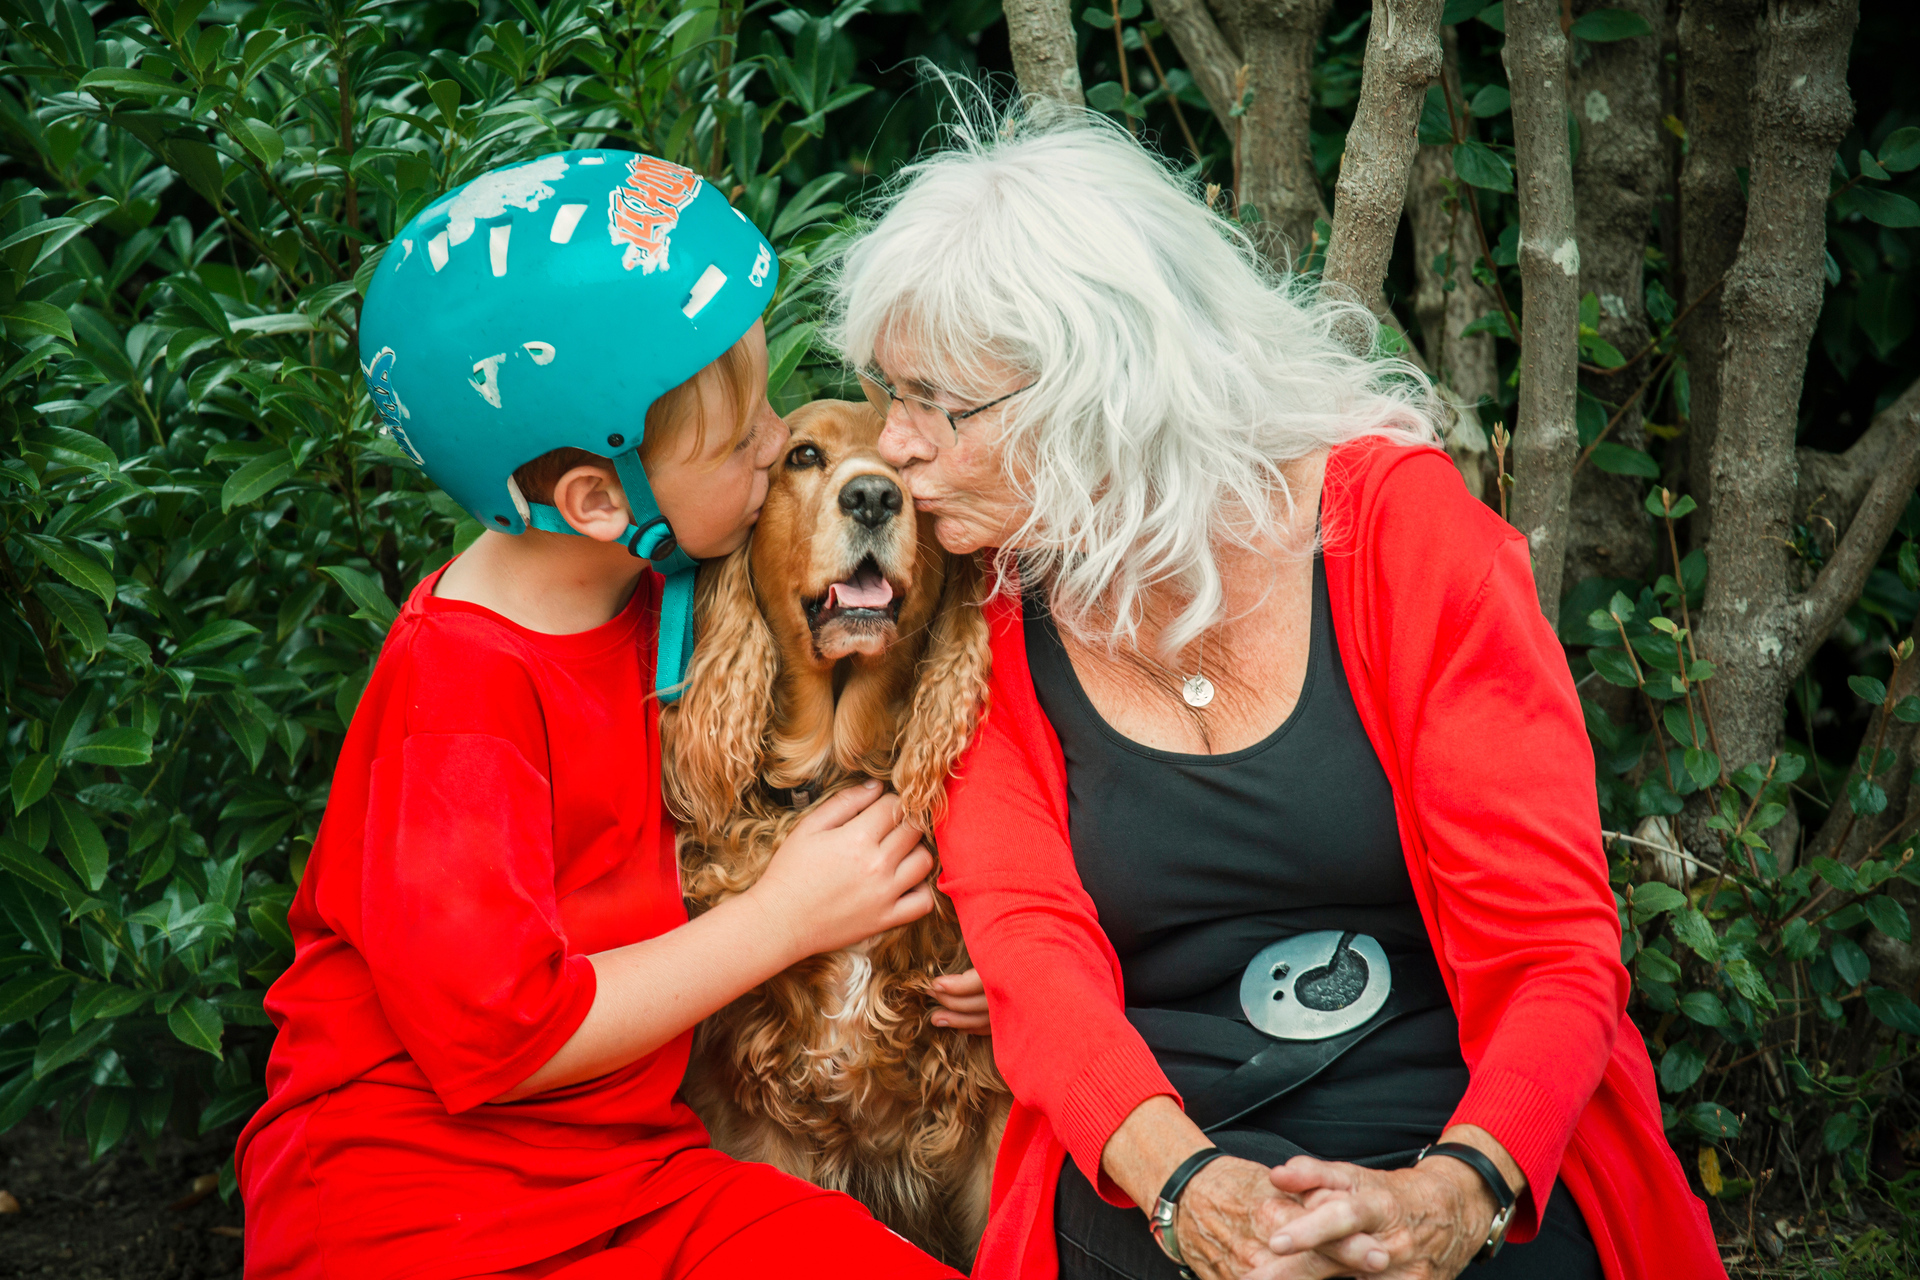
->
[857,367,1033,447]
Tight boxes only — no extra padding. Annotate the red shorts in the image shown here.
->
[473,1157,960,1280]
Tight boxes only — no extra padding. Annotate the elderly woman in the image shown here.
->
[831,112,1723,1280]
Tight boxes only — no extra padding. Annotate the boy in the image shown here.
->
[236,152,967,1279]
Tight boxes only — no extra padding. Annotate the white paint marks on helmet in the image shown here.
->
[490,223,511,277]
[579,155,605,165]
[427,232,450,273]
[470,353,507,408]
[681,264,727,319]
[443,154,570,248]
[505,474,532,524]
[749,242,771,288]
[522,341,556,365]
[394,239,414,271]
[549,203,589,244]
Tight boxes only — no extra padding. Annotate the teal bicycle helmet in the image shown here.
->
[359,150,779,700]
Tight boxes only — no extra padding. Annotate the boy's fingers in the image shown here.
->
[795,780,884,832]
[879,815,927,860]
[839,789,906,839]
[932,990,989,1014]
[931,1009,992,1033]
[932,968,986,998]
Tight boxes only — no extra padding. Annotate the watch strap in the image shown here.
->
[1148,1146,1229,1276]
[1416,1142,1517,1261]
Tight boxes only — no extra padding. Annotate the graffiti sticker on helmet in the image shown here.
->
[608,155,702,274]
[364,347,425,465]
[470,353,507,408]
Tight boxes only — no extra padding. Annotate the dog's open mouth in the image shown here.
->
[803,556,905,632]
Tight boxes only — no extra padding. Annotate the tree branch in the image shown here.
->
[1694,0,1860,769]
[1213,0,1333,260]
[1796,383,1920,672]
[1149,0,1243,131]
[1504,0,1582,615]
[1321,0,1444,321]
[1005,0,1086,109]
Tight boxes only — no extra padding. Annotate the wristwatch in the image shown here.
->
[1415,1142,1517,1262]
[1148,1147,1230,1278]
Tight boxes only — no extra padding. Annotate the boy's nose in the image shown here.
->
[838,474,903,529]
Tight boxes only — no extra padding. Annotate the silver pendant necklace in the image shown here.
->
[1181,640,1214,708]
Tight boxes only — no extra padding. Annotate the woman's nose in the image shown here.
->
[876,412,933,471]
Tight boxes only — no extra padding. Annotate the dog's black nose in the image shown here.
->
[839,474,902,529]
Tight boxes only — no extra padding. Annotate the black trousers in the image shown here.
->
[1054,1136,1604,1280]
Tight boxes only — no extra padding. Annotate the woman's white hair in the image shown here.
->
[828,91,1441,656]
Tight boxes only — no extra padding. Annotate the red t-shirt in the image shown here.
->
[236,569,721,1280]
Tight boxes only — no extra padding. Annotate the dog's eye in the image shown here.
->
[786,444,824,469]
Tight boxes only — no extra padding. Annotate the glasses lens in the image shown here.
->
[857,370,891,417]
[901,394,956,445]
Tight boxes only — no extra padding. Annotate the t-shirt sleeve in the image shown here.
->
[351,614,596,1113]
[359,731,597,1113]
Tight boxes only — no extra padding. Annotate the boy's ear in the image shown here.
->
[550,464,631,542]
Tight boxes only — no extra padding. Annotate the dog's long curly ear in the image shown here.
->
[894,551,993,832]
[661,547,777,840]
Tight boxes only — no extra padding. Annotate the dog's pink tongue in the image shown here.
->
[827,567,894,609]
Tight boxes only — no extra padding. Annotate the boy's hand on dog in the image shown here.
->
[930,969,991,1033]
[750,781,936,961]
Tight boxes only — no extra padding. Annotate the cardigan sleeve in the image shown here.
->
[1363,453,1629,1231]
[937,614,1177,1207]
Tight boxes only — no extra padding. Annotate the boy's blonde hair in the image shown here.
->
[511,332,761,503]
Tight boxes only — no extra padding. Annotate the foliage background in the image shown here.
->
[0,0,1915,1267]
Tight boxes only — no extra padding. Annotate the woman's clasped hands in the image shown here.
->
[1174,1148,1508,1280]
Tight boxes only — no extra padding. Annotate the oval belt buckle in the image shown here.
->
[1240,930,1392,1041]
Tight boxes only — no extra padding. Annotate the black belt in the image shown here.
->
[1127,939,1449,1133]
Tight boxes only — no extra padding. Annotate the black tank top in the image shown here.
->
[1024,558,1470,1161]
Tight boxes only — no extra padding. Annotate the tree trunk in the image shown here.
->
[1676,0,1763,550]
[1322,0,1445,322]
[1504,0,1582,615]
[1696,0,1865,778]
[1213,0,1335,261]
[1562,0,1666,593]
[1151,0,1245,128]
[1006,0,1086,110]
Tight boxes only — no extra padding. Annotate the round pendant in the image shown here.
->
[1182,674,1214,708]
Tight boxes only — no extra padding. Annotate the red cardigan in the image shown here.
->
[935,439,1724,1280]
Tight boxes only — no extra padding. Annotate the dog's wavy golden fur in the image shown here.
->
[661,399,1008,1265]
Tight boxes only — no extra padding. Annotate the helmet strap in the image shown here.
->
[519,447,699,703]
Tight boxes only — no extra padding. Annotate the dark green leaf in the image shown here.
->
[1679,990,1729,1028]
[1589,443,1660,477]
[1658,1040,1706,1091]
[1468,85,1510,118]
[2,301,76,343]
[1683,749,1720,791]
[34,582,108,656]
[1830,936,1871,988]
[1587,647,1641,688]
[1631,881,1687,919]
[68,728,154,767]
[1866,895,1911,943]
[0,878,64,964]
[21,534,116,605]
[167,995,224,1058]
[1849,675,1888,706]
[220,449,295,512]
[1782,916,1820,961]
[1823,1110,1860,1152]
[1635,945,1682,984]
[320,566,399,630]
[1440,0,1485,23]
[49,794,109,891]
[0,971,76,1026]
[1866,986,1920,1035]
[1847,186,1920,228]
[1452,140,1514,192]
[171,619,262,664]
[86,1085,133,1160]
[32,1019,112,1079]
[1685,1102,1740,1142]
[1848,773,1888,818]
[1670,909,1720,961]
[0,836,87,910]
[1569,8,1653,40]
[69,982,149,1029]
[10,754,57,814]
[198,1085,266,1132]
[1881,126,1920,173]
